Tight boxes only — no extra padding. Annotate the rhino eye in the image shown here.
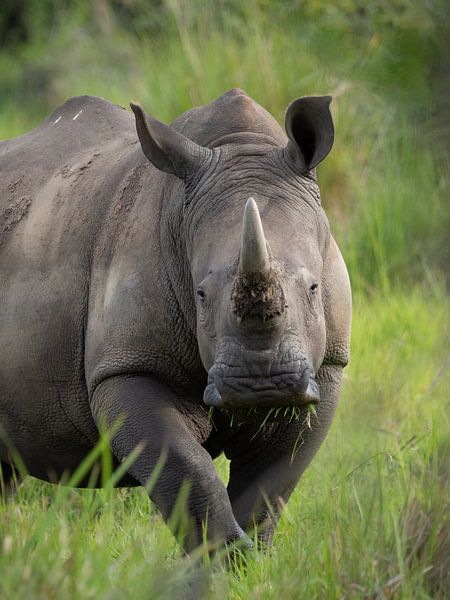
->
[309,283,319,294]
[197,289,206,303]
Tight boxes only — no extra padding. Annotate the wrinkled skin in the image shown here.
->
[0,89,351,551]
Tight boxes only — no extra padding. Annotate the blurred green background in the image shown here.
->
[0,1,449,598]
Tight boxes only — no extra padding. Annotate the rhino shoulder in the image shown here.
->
[42,95,132,132]
[0,95,133,152]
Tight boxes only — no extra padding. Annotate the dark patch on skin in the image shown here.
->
[0,194,32,248]
[231,270,285,322]
[7,177,23,193]
[60,152,101,184]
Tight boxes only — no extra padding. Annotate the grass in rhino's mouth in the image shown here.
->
[207,403,318,432]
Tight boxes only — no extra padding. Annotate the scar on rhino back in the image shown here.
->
[1,177,33,247]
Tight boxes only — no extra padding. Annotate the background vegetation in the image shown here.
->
[0,0,448,598]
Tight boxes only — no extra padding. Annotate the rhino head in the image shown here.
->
[131,89,334,419]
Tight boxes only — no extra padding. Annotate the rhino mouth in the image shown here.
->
[203,377,320,409]
[203,338,320,410]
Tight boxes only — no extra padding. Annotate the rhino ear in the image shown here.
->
[130,102,212,179]
[284,96,334,175]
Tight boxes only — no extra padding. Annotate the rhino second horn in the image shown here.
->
[238,198,270,276]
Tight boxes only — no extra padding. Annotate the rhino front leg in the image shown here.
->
[225,365,343,545]
[90,374,248,552]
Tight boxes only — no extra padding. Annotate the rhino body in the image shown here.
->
[0,89,351,549]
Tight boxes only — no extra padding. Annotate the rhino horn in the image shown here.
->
[238,198,270,276]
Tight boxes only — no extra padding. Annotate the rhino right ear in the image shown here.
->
[130,103,212,179]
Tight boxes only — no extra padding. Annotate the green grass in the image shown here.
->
[0,1,449,598]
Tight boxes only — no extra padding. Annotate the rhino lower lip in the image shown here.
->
[203,379,320,408]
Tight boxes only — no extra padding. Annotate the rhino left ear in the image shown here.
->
[130,102,212,179]
[284,96,334,175]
